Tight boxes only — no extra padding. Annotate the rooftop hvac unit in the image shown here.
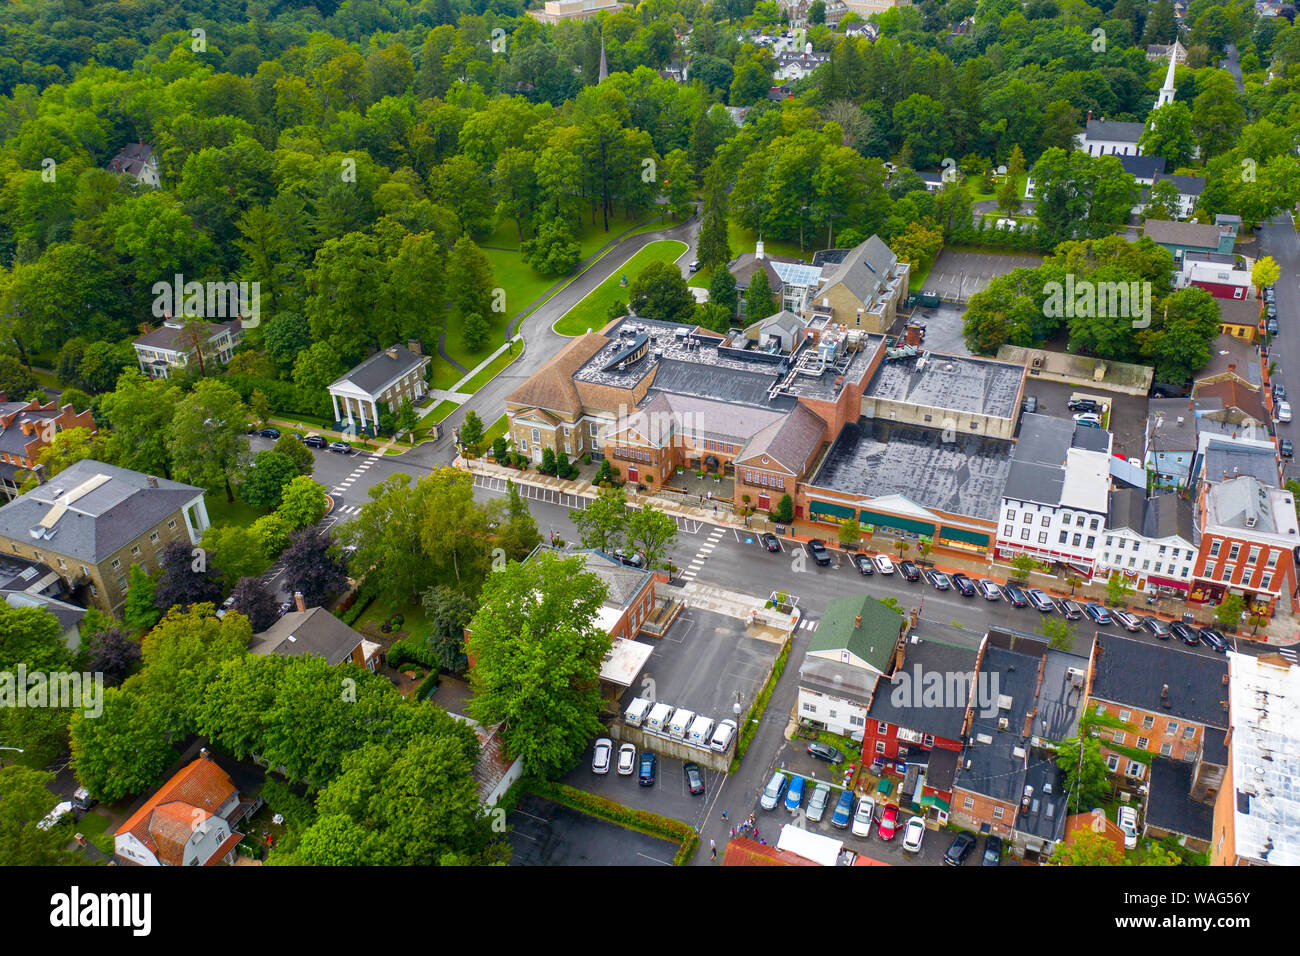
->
[1067,667,1086,687]
[998,718,1009,731]
[1031,357,1043,369]
[998,694,1013,711]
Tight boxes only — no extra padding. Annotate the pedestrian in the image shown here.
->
[721,808,728,820]
[711,845,717,861]
[730,827,736,838]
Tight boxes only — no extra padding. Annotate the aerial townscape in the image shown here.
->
[1,0,1298,908]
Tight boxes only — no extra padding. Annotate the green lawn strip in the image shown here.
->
[32,368,59,389]
[481,414,509,449]
[553,240,689,336]
[205,494,270,529]
[727,220,816,261]
[458,341,524,394]
[431,358,466,391]
[908,259,935,294]
[427,400,460,424]
[524,778,698,865]
[75,809,115,856]
[355,593,430,638]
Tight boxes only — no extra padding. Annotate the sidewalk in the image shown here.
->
[459,457,1300,646]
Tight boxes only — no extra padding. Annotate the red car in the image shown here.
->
[878,803,900,841]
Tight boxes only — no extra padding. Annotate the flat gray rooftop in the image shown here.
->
[809,420,1014,521]
[865,352,1023,419]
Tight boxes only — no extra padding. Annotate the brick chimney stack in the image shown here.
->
[294,591,306,613]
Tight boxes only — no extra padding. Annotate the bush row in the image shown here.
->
[733,634,791,769]
[525,778,698,865]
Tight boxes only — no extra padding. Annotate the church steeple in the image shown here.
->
[598,36,608,83]
[1155,41,1181,109]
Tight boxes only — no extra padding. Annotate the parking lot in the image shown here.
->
[899,302,973,356]
[564,739,722,829]
[508,794,678,866]
[1020,378,1150,459]
[924,249,1044,302]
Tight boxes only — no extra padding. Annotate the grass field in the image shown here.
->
[481,413,509,450]
[459,342,523,393]
[205,494,269,529]
[553,240,689,336]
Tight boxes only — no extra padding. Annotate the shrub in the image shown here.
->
[415,669,440,701]
[525,779,698,865]
[386,633,440,670]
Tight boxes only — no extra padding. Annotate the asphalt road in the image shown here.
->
[1256,214,1297,483]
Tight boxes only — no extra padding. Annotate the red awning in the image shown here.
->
[1146,575,1189,591]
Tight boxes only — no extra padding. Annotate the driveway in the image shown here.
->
[924,249,1044,302]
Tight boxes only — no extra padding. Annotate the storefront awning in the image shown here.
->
[810,500,855,521]
[859,509,935,537]
[938,525,990,548]
[1146,575,1189,591]
[919,794,951,812]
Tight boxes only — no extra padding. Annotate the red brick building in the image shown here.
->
[0,397,96,500]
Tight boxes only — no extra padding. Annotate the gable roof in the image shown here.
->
[1153,172,1206,196]
[735,402,826,473]
[866,635,977,741]
[330,345,429,397]
[1090,632,1229,727]
[1143,219,1232,249]
[251,607,364,666]
[806,594,902,675]
[1193,381,1267,424]
[816,235,898,307]
[1118,154,1167,180]
[115,755,241,866]
[1082,117,1144,143]
[507,333,608,416]
[1146,756,1214,841]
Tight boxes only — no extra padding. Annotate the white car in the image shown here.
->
[616,743,636,775]
[1073,412,1102,426]
[806,783,831,823]
[851,795,876,838]
[901,816,926,852]
[591,737,613,774]
[1278,401,1292,423]
[37,801,74,832]
[1117,805,1139,850]
[873,554,896,574]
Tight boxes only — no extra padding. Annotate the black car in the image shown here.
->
[806,539,831,566]
[258,427,281,440]
[1268,317,1280,336]
[944,831,977,866]
[1198,628,1229,653]
[1276,383,1288,404]
[1002,584,1029,607]
[1144,616,1173,640]
[613,549,645,568]
[1067,398,1099,413]
[328,441,354,454]
[761,532,781,552]
[807,742,845,764]
[852,553,874,576]
[684,761,705,795]
[925,568,951,590]
[1170,621,1200,646]
[300,434,328,449]
[1266,303,1277,318]
[1282,438,1295,460]
[638,751,656,786]
[951,573,977,597]
[982,835,1003,866]
[897,560,922,582]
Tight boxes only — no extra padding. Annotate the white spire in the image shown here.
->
[1155,43,1179,109]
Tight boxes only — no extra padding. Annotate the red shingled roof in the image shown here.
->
[721,836,818,866]
[114,755,241,866]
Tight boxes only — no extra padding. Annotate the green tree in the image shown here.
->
[449,237,496,321]
[743,269,777,322]
[1191,70,1245,158]
[493,480,542,562]
[420,585,479,672]
[0,603,68,671]
[274,434,315,476]
[1146,178,1184,221]
[123,564,161,631]
[1010,554,1037,581]
[1216,592,1245,629]
[69,689,178,802]
[629,260,695,324]
[838,518,863,548]
[1052,828,1124,866]
[523,218,581,277]
[461,312,490,353]
[1105,573,1134,608]
[165,378,251,503]
[466,550,611,779]
[773,493,794,524]
[1035,613,1077,651]
[0,766,80,866]
[459,410,484,453]
[202,524,271,590]
[696,162,732,272]
[572,486,628,552]
[1253,257,1281,293]
[1055,736,1114,812]
[625,504,679,569]
[1141,102,1197,169]
[240,450,299,510]
[277,476,328,531]
[997,145,1026,214]
[0,356,37,401]
[19,427,109,489]
[708,267,739,314]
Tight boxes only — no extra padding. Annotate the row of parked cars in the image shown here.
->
[249,425,357,454]
[590,738,707,794]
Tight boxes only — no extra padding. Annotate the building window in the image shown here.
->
[168,520,177,530]
[1059,531,1068,544]
[111,558,121,570]
[1106,536,1114,547]
[1183,726,1195,739]
[150,531,159,543]
[1006,509,1016,521]
[963,796,974,810]
[1160,743,1173,756]
[1041,516,1050,526]
[1261,572,1273,590]
[803,702,816,713]
[849,715,865,728]
[1221,564,1234,581]
[1112,732,1126,745]
[1136,737,1149,749]
[1141,715,1154,729]
[1072,534,1082,547]
[1004,525,1013,536]
[875,741,887,754]
[1090,518,1099,530]
[1228,543,1241,561]
[131,546,141,556]
[992,806,1004,820]
[1086,536,1095,549]
[1165,721,1178,735]
[1106,754,1120,772]
[1021,529,1031,540]
[877,721,888,734]
[1118,710,1130,722]
[1209,540,1221,558]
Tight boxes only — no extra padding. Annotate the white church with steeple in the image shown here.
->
[1154,41,1182,110]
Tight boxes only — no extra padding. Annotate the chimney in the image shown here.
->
[1087,109,1092,123]
[905,324,922,347]
[407,339,422,356]
[855,614,862,628]
[294,590,306,613]
[140,321,151,336]
[1161,683,1169,700]
[20,421,34,437]
[200,746,210,760]
[386,346,399,360]
[146,475,158,487]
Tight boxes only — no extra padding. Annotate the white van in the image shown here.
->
[646,702,673,734]
[710,718,738,753]
[687,715,715,747]
[668,707,695,739]
[624,697,652,727]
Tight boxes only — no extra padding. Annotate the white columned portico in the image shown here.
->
[331,393,340,422]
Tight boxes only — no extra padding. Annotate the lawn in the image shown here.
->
[355,593,431,639]
[687,217,816,292]
[553,240,689,336]
[459,341,524,393]
[205,494,269,529]
[908,258,935,294]
[76,809,115,856]
[482,413,509,450]
[427,400,460,424]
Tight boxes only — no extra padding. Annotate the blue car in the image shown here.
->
[1083,602,1112,625]
[831,790,855,829]
[785,774,806,812]
[638,751,656,786]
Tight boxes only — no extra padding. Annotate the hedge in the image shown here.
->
[525,778,699,865]
[732,634,791,771]
[387,634,439,670]
[415,669,440,701]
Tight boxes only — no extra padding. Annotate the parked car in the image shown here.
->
[897,560,921,581]
[1198,627,1229,652]
[328,441,354,454]
[951,573,977,597]
[806,783,831,823]
[977,578,1002,600]
[925,568,952,590]
[684,761,705,795]
[1067,398,1099,413]
[1171,621,1200,645]
[688,259,700,273]
[806,539,831,566]
[1268,317,1280,336]
[638,751,657,786]
[761,532,781,552]
[852,553,875,576]
[36,801,75,832]
[902,816,926,852]
[1144,616,1173,640]
[613,549,645,568]
[1003,584,1029,607]
[1275,383,1287,403]
[1113,610,1143,632]
[851,795,876,838]
[1266,303,1278,318]
[217,595,236,620]
[300,434,328,449]
[1117,806,1139,850]
[878,803,900,840]
[1083,602,1113,625]
[982,835,1003,866]
[760,771,788,809]
[258,427,281,440]
[784,774,806,812]
[1060,600,1084,620]
[276,601,292,618]
[873,554,896,574]
[616,743,636,775]
[944,830,977,865]
[1278,401,1292,423]
[1027,589,1056,612]
[831,790,855,829]
[807,741,845,764]
[1282,438,1294,460]
[1023,396,1038,413]
[1073,412,1103,427]
[592,738,612,774]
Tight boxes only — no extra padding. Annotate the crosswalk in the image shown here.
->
[330,451,383,496]
[797,617,819,632]
[1278,646,1297,663]
[678,526,727,581]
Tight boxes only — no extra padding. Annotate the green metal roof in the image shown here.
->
[806,594,902,674]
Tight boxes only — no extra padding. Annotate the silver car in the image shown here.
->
[760,770,787,811]
[806,783,832,823]
[591,737,612,774]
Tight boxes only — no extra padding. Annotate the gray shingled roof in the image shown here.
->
[1147,399,1199,451]
[251,607,364,666]
[1090,633,1229,727]
[1118,154,1167,180]
[1143,493,1194,541]
[1143,219,1232,248]
[0,460,204,565]
[1002,413,1073,504]
[866,635,977,742]
[1153,172,1206,196]
[1146,756,1214,841]
[816,235,898,308]
[1208,475,1277,532]
[1108,486,1146,534]
[736,402,826,473]
[330,346,428,396]
[1083,118,1144,143]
